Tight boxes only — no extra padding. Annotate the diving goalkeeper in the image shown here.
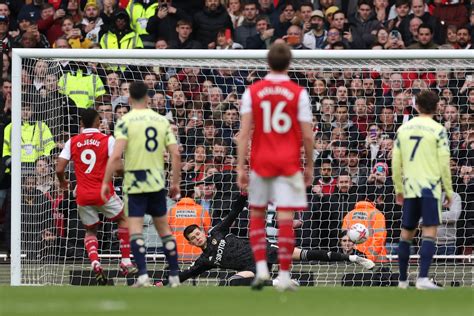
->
[156,194,375,287]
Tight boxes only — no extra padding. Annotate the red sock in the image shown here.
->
[84,235,99,264]
[249,214,267,262]
[278,218,294,271]
[118,227,131,259]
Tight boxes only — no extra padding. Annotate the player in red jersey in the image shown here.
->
[56,109,137,285]
[237,43,314,291]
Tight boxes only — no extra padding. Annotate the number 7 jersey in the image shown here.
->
[241,74,312,177]
[392,116,453,200]
[59,128,115,206]
[114,108,177,194]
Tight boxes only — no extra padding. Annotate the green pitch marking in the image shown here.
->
[0,287,472,316]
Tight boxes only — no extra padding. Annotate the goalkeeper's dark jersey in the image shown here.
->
[178,195,256,282]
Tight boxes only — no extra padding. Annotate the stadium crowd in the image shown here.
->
[0,0,472,265]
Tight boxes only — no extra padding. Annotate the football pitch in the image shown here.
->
[0,286,472,316]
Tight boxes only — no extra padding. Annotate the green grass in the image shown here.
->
[0,287,472,316]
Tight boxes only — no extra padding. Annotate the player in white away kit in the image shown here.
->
[237,43,314,291]
[56,109,137,285]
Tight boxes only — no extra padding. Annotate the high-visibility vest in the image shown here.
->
[99,31,144,49]
[168,197,211,261]
[3,121,55,164]
[126,1,158,35]
[342,201,388,262]
[58,70,106,109]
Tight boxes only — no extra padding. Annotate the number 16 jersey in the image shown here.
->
[59,128,115,206]
[241,74,312,177]
[114,108,177,194]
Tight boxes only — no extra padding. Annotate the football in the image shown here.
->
[348,223,369,244]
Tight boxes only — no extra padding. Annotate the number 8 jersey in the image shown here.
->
[241,74,312,177]
[114,109,177,194]
[59,128,115,206]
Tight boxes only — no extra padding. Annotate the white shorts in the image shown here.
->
[78,194,124,228]
[248,171,307,211]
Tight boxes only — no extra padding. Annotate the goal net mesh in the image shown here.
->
[15,55,473,286]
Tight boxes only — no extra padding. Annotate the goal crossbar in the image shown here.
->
[10,48,474,286]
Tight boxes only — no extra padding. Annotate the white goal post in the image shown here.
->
[10,49,474,286]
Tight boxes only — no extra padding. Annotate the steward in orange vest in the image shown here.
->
[169,197,211,261]
[342,201,388,262]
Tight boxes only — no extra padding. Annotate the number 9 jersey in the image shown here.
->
[114,109,177,194]
[59,128,115,206]
[241,74,312,177]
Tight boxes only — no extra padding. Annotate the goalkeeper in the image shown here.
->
[157,194,374,287]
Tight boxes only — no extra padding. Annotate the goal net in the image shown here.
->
[9,49,474,286]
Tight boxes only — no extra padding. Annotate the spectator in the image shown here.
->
[276,24,308,49]
[342,200,388,262]
[99,9,143,49]
[313,158,337,197]
[80,2,103,44]
[373,28,389,47]
[210,139,232,172]
[318,97,335,133]
[352,97,373,139]
[445,24,458,47]
[443,104,459,133]
[37,3,64,45]
[146,0,191,45]
[168,20,202,49]
[154,37,168,48]
[332,104,360,143]
[401,0,442,45]
[194,0,232,48]
[456,26,472,50]
[303,10,327,49]
[213,28,243,49]
[436,192,462,255]
[322,171,359,250]
[347,148,368,185]
[378,106,397,138]
[257,0,275,16]
[182,144,208,183]
[35,156,53,194]
[323,27,342,49]
[387,0,410,31]
[403,16,422,46]
[233,1,259,48]
[349,0,381,49]
[21,175,53,259]
[407,23,438,49]
[227,0,243,28]
[246,15,274,49]
[113,103,129,122]
[105,71,121,102]
[330,10,345,32]
[271,1,297,39]
[299,2,314,33]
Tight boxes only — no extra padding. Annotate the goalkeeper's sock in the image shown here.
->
[398,239,412,282]
[300,249,350,262]
[249,214,267,264]
[419,237,436,279]
[277,218,294,272]
[84,235,99,264]
[130,234,147,276]
[161,235,179,276]
[118,227,131,261]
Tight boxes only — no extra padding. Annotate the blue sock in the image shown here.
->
[398,239,411,282]
[130,234,147,277]
[419,237,436,278]
[161,235,179,276]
